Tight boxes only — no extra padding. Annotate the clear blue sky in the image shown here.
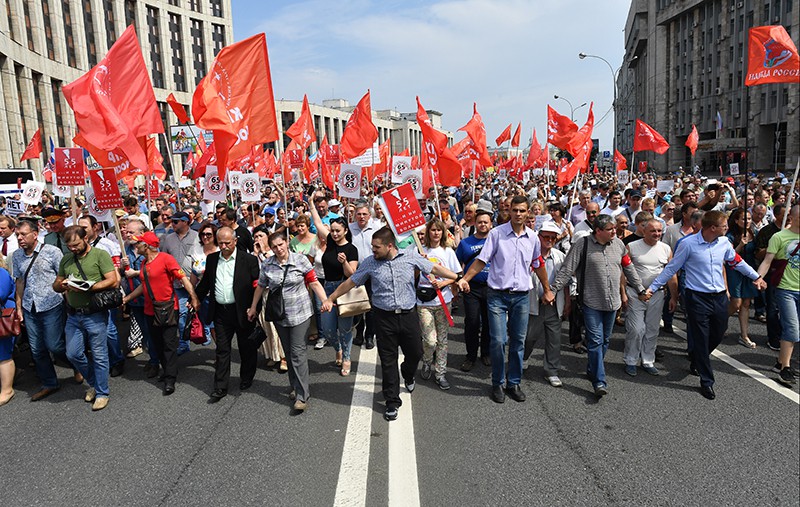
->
[232,0,632,151]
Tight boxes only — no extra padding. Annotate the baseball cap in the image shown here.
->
[171,211,190,221]
[262,206,276,216]
[629,189,642,198]
[131,231,160,248]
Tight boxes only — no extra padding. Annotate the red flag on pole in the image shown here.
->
[340,90,378,159]
[510,122,521,148]
[557,139,591,187]
[285,94,316,150]
[20,129,42,161]
[192,33,279,180]
[166,93,190,124]
[745,25,800,86]
[458,103,492,167]
[547,106,578,151]
[416,96,462,187]
[526,129,543,167]
[566,102,594,157]
[614,150,627,171]
[62,25,163,174]
[495,124,512,146]
[633,119,670,154]
[685,124,699,156]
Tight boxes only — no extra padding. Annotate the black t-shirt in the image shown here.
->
[622,233,643,246]
[233,225,254,253]
[321,241,358,281]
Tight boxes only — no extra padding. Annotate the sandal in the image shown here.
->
[341,360,351,377]
[335,350,343,367]
[738,337,757,349]
[279,359,288,372]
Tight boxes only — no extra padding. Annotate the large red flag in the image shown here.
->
[145,137,167,179]
[74,132,138,178]
[510,122,521,148]
[285,94,316,150]
[566,102,594,157]
[193,142,216,178]
[547,106,578,151]
[166,93,190,124]
[495,124,512,146]
[614,149,627,171]
[685,124,699,156]
[745,25,800,86]
[340,90,378,159]
[526,129,543,167]
[192,33,279,180]
[458,103,492,167]
[633,119,670,154]
[20,129,42,161]
[62,25,163,174]
[416,96,462,186]
[557,138,591,187]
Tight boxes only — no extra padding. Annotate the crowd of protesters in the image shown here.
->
[0,167,797,417]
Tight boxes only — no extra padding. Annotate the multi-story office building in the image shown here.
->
[617,0,798,175]
[0,0,232,177]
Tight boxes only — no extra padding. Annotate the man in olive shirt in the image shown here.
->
[53,226,119,411]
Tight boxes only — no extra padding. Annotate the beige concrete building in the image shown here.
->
[0,0,232,177]
[617,0,799,174]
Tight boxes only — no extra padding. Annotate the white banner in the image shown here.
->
[656,180,674,193]
[227,170,243,190]
[401,169,424,199]
[85,187,112,222]
[21,181,45,205]
[338,164,362,199]
[4,198,24,217]
[349,142,380,167]
[52,174,72,198]
[391,156,412,184]
[203,166,227,201]
[729,162,739,175]
[239,173,261,202]
[617,170,630,185]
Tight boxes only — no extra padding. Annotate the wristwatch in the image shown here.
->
[639,289,648,296]
[456,274,463,282]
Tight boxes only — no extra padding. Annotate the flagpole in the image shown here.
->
[160,132,182,212]
[566,172,581,222]
[631,151,636,183]
[431,166,442,219]
[70,186,78,222]
[782,157,800,229]
[471,160,476,203]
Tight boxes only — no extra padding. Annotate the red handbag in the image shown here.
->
[188,311,206,344]
[0,308,21,338]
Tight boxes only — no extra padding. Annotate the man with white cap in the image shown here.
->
[327,199,342,216]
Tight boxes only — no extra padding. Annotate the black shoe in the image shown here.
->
[110,362,125,377]
[353,336,364,346]
[700,386,716,400]
[460,358,475,372]
[163,385,175,396]
[767,340,781,351]
[655,347,665,360]
[240,380,253,391]
[491,385,505,403]
[481,356,492,366]
[209,389,227,401]
[662,325,674,335]
[365,337,375,350]
[594,384,608,397]
[384,407,398,421]
[505,384,526,402]
[145,364,160,379]
[405,378,416,393]
[778,367,797,387]
[689,364,700,376]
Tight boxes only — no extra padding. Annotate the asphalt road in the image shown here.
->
[1,306,798,507]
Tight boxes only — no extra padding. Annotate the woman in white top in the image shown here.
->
[416,218,462,390]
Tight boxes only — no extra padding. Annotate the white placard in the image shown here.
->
[498,169,507,180]
[349,142,380,167]
[645,189,657,199]
[401,169,424,199]
[85,187,112,222]
[617,170,629,185]
[52,174,72,197]
[239,173,261,202]
[656,180,675,193]
[729,162,739,175]
[203,166,227,201]
[21,181,45,205]
[532,168,543,177]
[227,170,243,190]
[391,156,412,184]
[5,198,24,217]
[534,214,551,232]
[522,170,531,183]
[178,179,193,188]
[337,164,362,199]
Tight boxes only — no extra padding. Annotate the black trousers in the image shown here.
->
[373,307,423,410]
[213,303,257,391]
[147,317,178,386]
[462,281,490,360]
[355,280,375,341]
[568,296,584,345]
[685,289,729,388]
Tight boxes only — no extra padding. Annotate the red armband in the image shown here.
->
[725,253,743,267]
[304,271,318,285]
[532,255,545,269]
[621,254,632,267]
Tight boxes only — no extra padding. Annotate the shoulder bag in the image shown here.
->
[338,285,371,318]
[574,236,590,322]
[74,254,123,313]
[0,250,40,338]
[142,260,179,327]
[264,262,290,322]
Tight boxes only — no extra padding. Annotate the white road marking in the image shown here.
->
[388,388,420,507]
[333,347,379,507]
[672,326,799,404]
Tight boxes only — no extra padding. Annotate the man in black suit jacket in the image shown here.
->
[195,227,261,401]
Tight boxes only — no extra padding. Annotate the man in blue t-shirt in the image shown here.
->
[455,210,492,371]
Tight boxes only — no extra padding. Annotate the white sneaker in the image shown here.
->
[546,376,563,387]
[522,358,530,370]
[314,338,327,350]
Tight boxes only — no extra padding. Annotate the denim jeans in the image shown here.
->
[175,287,190,351]
[130,306,157,365]
[487,289,529,387]
[65,311,111,397]
[582,305,616,387]
[107,308,123,366]
[321,280,354,360]
[24,304,67,389]
[775,288,799,343]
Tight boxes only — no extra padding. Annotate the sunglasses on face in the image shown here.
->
[200,232,214,238]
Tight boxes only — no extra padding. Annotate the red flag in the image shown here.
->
[397,148,410,157]
[526,129,543,167]
[192,33,279,180]
[557,139,591,187]
[633,119,670,154]
[416,96,462,187]
[458,103,492,167]
[285,94,316,150]
[193,142,216,178]
[495,124,512,146]
[638,161,648,173]
[511,123,521,148]
[20,129,42,161]
[614,150,627,171]
[746,25,800,86]
[62,25,163,174]
[73,132,138,179]
[166,93,190,124]
[146,137,167,179]
[340,90,378,159]
[685,124,699,156]
[566,103,594,157]
[547,106,578,151]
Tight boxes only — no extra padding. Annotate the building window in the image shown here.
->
[210,0,223,17]
[212,24,225,55]
[5,0,16,42]
[83,0,98,66]
[769,90,777,108]
[51,80,64,144]
[104,0,116,50]
[146,6,164,88]
[169,13,185,92]
[189,0,201,13]
[191,19,206,85]
[63,1,77,67]
[41,0,55,59]
[32,72,44,142]
[125,0,136,26]
[15,65,28,146]
[168,0,180,5]
[23,0,34,51]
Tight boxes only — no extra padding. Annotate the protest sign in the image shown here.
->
[322,144,340,165]
[617,170,629,185]
[338,164,362,199]
[21,181,45,205]
[239,173,261,202]
[729,163,739,175]
[84,187,112,222]
[55,147,86,185]
[4,198,24,217]
[89,168,124,209]
[349,142,380,167]
[203,166,226,201]
[380,183,426,235]
[401,169,424,199]
[656,180,675,193]
[52,174,72,197]
[228,170,243,190]
[391,156,412,184]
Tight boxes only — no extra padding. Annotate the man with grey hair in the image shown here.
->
[572,201,600,243]
[569,190,592,226]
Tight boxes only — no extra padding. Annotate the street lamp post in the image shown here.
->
[578,52,618,164]
[553,94,587,121]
